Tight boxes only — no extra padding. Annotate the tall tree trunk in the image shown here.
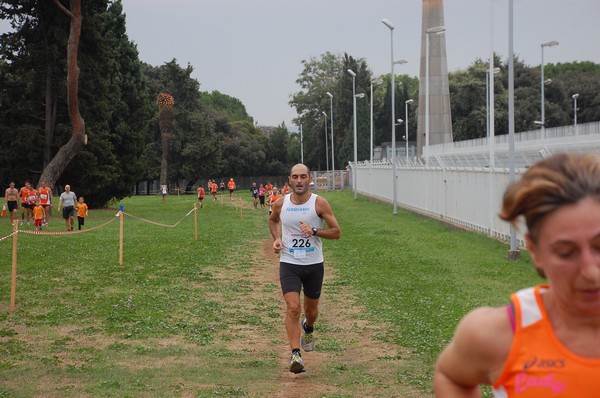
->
[44,61,57,168]
[39,0,86,189]
[159,107,173,185]
[157,93,174,186]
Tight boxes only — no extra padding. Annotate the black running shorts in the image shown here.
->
[62,206,75,219]
[279,261,324,299]
[7,201,18,213]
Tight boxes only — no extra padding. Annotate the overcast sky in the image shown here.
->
[4,1,600,128]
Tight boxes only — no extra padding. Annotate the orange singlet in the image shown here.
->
[492,285,600,397]
[27,188,38,205]
[39,187,51,205]
[20,186,29,203]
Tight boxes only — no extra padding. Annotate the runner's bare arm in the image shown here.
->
[434,306,512,397]
[269,198,284,253]
[313,196,341,240]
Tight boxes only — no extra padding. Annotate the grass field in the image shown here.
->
[0,190,542,397]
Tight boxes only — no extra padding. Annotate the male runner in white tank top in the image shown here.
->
[269,163,341,373]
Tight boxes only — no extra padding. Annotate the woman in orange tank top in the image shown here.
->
[434,153,600,397]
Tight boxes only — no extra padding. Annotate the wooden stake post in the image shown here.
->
[10,219,18,314]
[193,203,198,241]
[119,205,124,265]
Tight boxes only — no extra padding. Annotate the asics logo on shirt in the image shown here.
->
[523,356,566,370]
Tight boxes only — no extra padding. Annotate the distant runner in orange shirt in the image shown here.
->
[19,181,31,225]
[26,185,38,226]
[267,187,281,216]
[38,181,53,226]
[211,180,218,200]
[197,185,205,208]
[227,178,236,199]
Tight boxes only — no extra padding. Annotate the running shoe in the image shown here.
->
[289,351,305,373]
[301,318,315,352]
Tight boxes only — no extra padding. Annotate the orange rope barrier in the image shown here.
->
[4,207,197,313]
[18,215,119,236]
[122,207,195,228]
[0,231,17,242]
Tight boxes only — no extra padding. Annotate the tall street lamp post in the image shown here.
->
[425,25,445,166]
[326,92,335,174]
[322,111,329,189]
[381,18,399,214]
[486,67,501,140]
[382,18,408,214]
[300,124,303,164]
[404,99,413,163]
[348,68,364,199]
[572,93,579,135]
[348,69,357,198]
[370,79,382,163]
[541,40,558,137]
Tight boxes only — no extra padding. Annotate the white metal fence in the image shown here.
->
[350,122,600,246]
[355,164,521,243]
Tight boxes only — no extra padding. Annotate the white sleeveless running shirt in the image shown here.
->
[280,193,324,265]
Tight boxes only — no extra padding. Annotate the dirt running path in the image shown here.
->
[255,239,428,398]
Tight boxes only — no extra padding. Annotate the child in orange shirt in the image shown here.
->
[197,185,205,208]
[33,200,44,231]
[76,196,88,230]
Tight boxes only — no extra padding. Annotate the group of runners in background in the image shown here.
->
[249,182,291,213]
[195,178,291,213]
[3,180,88,231]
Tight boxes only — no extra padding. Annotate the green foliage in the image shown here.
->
[200,90,252,122]
[290,52,377,170]
[141,62,296,183]
[0,0,152,207]
[449,55,600,140]
[376,73,420,145]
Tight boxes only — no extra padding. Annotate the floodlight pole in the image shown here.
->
[405,99,413,163]
[326,91,335,174]
[541,40,558,139]
[322,111,329,189]
[572,93,579,135]
[348,69,358,199]
[507,0,519,259]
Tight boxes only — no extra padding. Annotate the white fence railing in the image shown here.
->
[351,122,600,246]
[355,164,523,244]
